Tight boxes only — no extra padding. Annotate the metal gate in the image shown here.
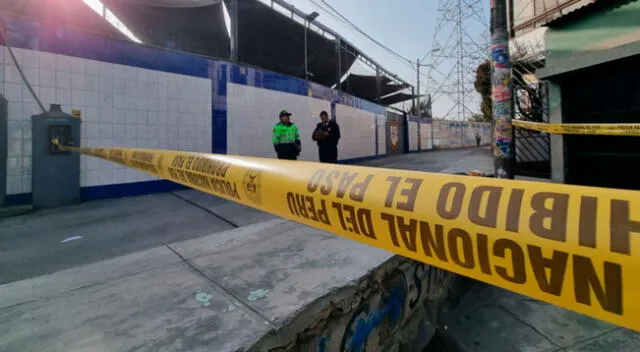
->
[512,56,551,178]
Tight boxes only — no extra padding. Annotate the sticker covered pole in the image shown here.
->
[490,0,514,179]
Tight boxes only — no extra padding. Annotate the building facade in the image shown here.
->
[510,0,640,190]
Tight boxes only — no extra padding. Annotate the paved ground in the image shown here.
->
[0,193,236,284]
[0,147,492,352]
[433,161,640,352]
[0,219,395,352]
[0,147,492,286]
[359,147,494,175]
[5,147,636,352]
[441,283,640,352]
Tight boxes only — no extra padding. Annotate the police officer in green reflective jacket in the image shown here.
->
[273,110,301,160]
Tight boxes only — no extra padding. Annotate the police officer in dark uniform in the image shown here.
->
[312,111,341,163]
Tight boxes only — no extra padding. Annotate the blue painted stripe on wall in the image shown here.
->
[330,102,337,121]
[358,99,387,115]
[257,71,307,95]
[209,61,227,155]
[4,193,32,206]
[81,180,186,201]
[212,109,227,154]
[2,15,391,205]
[1,16,212,203]
[230,64,248,85]
[403,116,410,154]
[216,63,229,97]
[230,65,307,96]
[3,180,187,206]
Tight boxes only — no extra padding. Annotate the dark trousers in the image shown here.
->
[318,145,338,163]
[278,153,297,160]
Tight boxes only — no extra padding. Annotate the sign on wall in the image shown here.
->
[390,121,399,152]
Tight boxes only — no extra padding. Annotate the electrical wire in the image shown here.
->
[311,0,413,65]
[0,20,47,113]
[316,4,432,95]
[305,0,443,96]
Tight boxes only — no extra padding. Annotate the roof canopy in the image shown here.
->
[235,0,358,88]
[130,0,221,7]
[379,92,417,106]
[340,74,412,103]
[5,0,415,106]
[1,0,128,41]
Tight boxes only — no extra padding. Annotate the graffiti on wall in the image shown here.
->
[339,269,406,352]
[390,121,399,152]
[491,41,513,158]
[310,259,455,352]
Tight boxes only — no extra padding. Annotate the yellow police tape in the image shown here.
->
[54,140,640,332]
[513,120,640,136]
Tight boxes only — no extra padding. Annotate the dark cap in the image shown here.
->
[279,110,292,117]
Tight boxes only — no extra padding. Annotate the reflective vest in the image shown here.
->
[272,123,300,145]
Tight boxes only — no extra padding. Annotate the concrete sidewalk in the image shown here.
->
[0,147,492,286]
[0,193,236,284]
[0,219,398,351]
[358,147,494,175]
[440,283,640,352]
[18,146,632,352]
[0,147,494,352]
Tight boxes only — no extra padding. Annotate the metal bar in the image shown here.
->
[229,0,238,62]
[512,0,595,32]
[270,0,413,88]
[416,59,420,114]
[304,19,308,80]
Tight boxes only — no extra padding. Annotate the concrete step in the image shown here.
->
[0,218,458,352]
[0,204,33,219]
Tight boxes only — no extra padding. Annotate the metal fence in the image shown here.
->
[511,38,551,178]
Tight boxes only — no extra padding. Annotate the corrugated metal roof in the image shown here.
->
[512,0,601,32]
[541,0,639,26]
[538,0,599,26]
[510,27,547,63]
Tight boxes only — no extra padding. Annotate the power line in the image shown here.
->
[305,0,438,98]
[0,20,46,113]
[310,0,413,65]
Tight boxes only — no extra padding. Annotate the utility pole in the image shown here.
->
[411,87,416,112]
[336,37,341,90]
[416,58,421,115]
[414,58,432,115]
[304,20,308,80]
[229,0,238,62]
[490,0,514,179]
[304,11,320,81]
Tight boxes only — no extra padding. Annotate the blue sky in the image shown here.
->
[277,0,490,119]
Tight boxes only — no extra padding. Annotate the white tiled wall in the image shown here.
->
[420,123,432,150]
[377,115,386,155]
[336,104,376,160]
[1,46,211,194]
[227,82,330,161]
[408,121,419,151]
